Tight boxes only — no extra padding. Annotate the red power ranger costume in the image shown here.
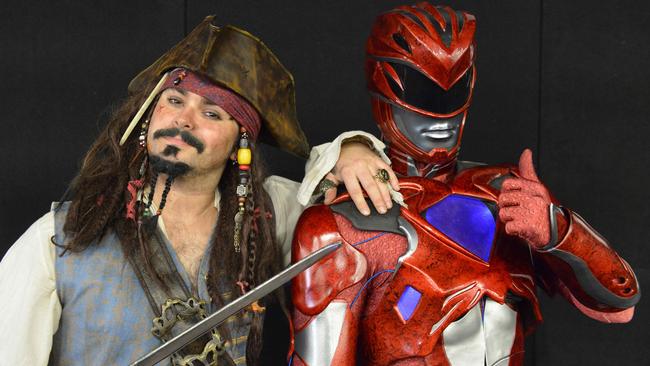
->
[290,3,640,366]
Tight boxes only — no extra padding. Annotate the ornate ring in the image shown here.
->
[374,168,390,183]
[318,178,338,194]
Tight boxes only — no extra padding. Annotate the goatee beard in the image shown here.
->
[162,145,180,158]
[149,154,191,178]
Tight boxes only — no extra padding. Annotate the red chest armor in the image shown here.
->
[292,163,638,366]
[352,170,542,364]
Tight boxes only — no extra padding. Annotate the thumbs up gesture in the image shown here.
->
[497,149,552,248]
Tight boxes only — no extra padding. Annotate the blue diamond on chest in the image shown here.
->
[420,194,497,262]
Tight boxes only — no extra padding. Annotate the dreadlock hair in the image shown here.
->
[145,170,159,212]
[156,175,174,214]
[56,76,284,366]
[207,144,283,365]
[57,78,156,254]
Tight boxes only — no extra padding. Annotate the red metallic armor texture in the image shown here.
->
[291,206,368,315]
[366,3,475,166]
[290,3,638,365]
[537,212,639,314]
[291,166,638,366]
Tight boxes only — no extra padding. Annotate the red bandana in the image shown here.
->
[160,68,262,140]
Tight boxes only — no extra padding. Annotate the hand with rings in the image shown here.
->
[321,141,399,215]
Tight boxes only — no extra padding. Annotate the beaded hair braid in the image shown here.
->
[233,127,251,254]
[233,127,260,295]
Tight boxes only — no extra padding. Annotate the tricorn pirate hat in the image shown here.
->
[125,15,309,158]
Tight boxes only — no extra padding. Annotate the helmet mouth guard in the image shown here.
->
[391,104,464,153]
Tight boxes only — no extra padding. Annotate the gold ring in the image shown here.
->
[374,168,390,183]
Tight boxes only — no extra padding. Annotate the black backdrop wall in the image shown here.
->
[1,1,648,365]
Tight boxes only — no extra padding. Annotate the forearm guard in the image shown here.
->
[537,208,640,312]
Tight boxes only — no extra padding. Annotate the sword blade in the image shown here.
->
[130,242,341,366]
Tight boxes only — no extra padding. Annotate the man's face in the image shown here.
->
[147,88,240,176]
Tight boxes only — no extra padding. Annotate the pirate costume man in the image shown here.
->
[0,16,393,365]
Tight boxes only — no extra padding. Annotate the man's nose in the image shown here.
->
[173,108,195,129]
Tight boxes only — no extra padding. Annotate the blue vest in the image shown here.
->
[50,203,251,365]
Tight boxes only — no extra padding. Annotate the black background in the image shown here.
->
[1,1,648,365]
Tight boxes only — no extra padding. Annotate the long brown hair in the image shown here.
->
[58,77,282,365]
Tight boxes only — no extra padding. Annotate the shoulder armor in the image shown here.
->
[331,199,402,234]
[291,205,368,315]
[451,163,515,199]
[456,160,486,172]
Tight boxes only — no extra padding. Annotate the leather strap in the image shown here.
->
[127,218,235,366]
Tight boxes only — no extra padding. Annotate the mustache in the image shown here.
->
[152,128,205,153]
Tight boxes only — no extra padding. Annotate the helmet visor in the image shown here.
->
[387,62,472,115]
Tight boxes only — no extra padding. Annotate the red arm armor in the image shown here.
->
[291,205,368,315]
[470,163,639,321]
[534,207,640,320]
[290,204,369,366]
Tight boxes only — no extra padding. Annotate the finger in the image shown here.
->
[376,160,400,191]
[501,178,523,192]
[325,172,341,185]
[499,190,548,208]
[341,170,370,215]
[371,166,393,209]
[372,162,396,208]
[502,180,550,204]
[389,170,400,192]
[498,191,527,208]
[501,177,541,193]
[323,189,337,204]
[499,206,521,222]
[505,221,525,236]
[378,181,393,210]
[322,173,340,205]
[518,148,540,182]
[357,168,387,214]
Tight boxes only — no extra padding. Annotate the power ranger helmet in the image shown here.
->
[366,2,476,174]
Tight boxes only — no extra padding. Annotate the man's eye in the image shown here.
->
[205,111,222,120]
[168,97,182,105]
